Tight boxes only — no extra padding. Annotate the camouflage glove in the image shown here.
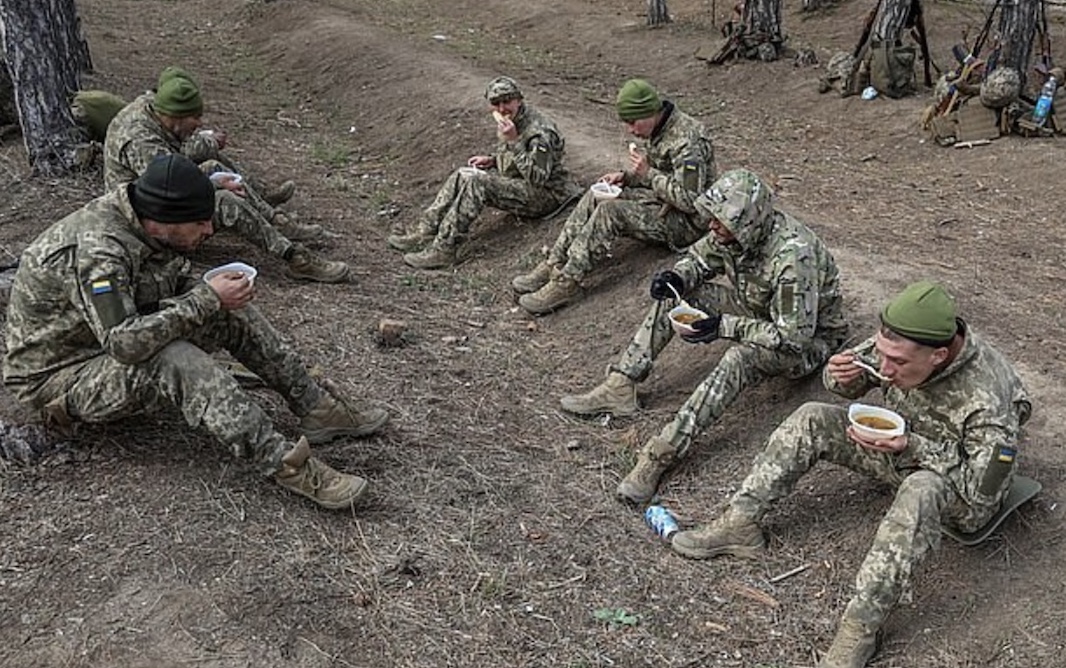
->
[649,270,685,301]
[680,312,722,344]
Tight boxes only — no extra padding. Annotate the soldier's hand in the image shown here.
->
[468,155,495,169]
[496,117,518,142]
[208,272,255,310]
[212,129,228,150]
[847,426,908,454]
[649,270,685,301]
[600,171,625,186]
[827,352,865,386]
[679,313,722,344]
[628,148,649,178]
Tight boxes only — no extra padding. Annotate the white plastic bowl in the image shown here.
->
[848,403,906,440]
[668,303,708,336]
[590,182,622,200]
[459,166,486,177]
[203,261,258,286]
[208,171,243,186]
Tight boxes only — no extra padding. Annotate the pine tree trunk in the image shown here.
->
[0,0,92,175]
[997,0,1041,90]
[740,0,784,60]
[871,0,911,43]
[647,0,671,27]
[0,53,16,128]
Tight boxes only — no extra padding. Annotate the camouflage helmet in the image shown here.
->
[485,76,523,104]
[694,169,774,252]
[980,68,1021,108]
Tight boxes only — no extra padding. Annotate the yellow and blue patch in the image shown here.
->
[997,446,1016,463]
[90,279,113,295]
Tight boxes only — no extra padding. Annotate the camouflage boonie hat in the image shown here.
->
[980,68,1021,108]
[485,76,522,104]
[694,169,772,236]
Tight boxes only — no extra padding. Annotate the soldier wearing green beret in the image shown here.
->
[387,75,580,269]
[514,78,716,314]
[104,66,348,283]
[668,281,1031,668]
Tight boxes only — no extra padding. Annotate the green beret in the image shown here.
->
[616,79,662,121]
[881,281,958,346]
[154,76,203,117]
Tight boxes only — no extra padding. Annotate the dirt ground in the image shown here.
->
[2,0,1066,666]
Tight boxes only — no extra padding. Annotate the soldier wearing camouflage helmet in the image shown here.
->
[3,155,392,510]
[514,78,717,314]
[560,169,849,503]
[388,75,580,269]
[670,281,1031,668]
[104,66,348,283]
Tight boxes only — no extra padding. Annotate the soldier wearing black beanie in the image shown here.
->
[129,154,215,223]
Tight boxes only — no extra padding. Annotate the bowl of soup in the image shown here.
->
[203,261,258,286]
[590,182,622,200]
[668,303,709,336]
[848,403,906,440]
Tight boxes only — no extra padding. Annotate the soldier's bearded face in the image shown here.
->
[153,219,214,252]
[173,115,204,140]
[873,331,947,389]
[623,116,657,138]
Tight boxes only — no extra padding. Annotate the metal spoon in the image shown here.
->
[852,358,890,383]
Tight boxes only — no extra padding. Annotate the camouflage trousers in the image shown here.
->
[14,306,321,476]
[548,188,704,282]
[730,401,1003,632]
[419,169,564,249]
[612,283,838,457]
[214,189,294,259]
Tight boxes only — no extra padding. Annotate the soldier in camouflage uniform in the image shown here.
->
[514,78,716,315]
[388,76,579,270]
[2,155,391,510]
[104,66,347,283]
[561,169,848,504]
[670,281,1031,668]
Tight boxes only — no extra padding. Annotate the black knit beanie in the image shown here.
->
[129,154,215,224]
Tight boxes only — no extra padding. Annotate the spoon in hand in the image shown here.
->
[852,358,890,382]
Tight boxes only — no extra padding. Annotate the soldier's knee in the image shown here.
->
[897,470,948,498]
[154,341,213,371]
[786,401,842,428]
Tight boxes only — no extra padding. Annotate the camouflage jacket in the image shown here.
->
[673,210,848,353]
[103,92,217,191]
[493,103,575,201]
[825,323,1032,523]
[622,101,717,217]
[2,188,221,399]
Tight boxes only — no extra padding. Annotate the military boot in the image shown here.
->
[263,180,297,206]
[818,617,880,668]
[285,247,350,283]
[403,242,457,270]
[387,229,435,253]
[616,436,676,504]
[518,272,581,315]
[274,436,368,510]
[273,211,323,242]
[300,392,389,444]
[511,260,552,294]
[671,509,765,560]
[559,371,639,417]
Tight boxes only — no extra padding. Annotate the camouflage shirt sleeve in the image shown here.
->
[119,134,178,183]
[181,133,220,164]
[823,335,879,399]
[641,135,714,214]
[75,230,221,364]
[672,235,724,292]
[500,129,560,187]
[718,240,823,351]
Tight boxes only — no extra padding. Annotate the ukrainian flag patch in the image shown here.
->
[997,446,1016,463]
[91,279,113,295]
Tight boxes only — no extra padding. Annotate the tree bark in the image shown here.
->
[647,0,670,27]
[871,0,911,43]
[0,0,92,175]
[997,0,1041,90]
[741,0,784,56]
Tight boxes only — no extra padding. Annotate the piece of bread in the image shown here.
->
[493,110,507,123]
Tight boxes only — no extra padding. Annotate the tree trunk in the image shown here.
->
[871,0,911,43]
[741,0,784,56]
[0,53,15,127]
[997,0,1041,90]
[647,0,670,27]
[0,0,92,175]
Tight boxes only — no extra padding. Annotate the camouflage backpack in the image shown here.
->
[70,90,127,142]
[868,41,916,99]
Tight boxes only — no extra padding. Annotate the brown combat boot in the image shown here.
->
[818,616,880,668]
[273,211,323,242]
[559,371,639,417]
[300,391,389,444]
[671,509,765,560]
[285,247,350,283]
[387,229,435,253]
[274,436,368,510]
[616,436,676,504]
[511,260,552,294]
[518,272,581,315]
[263,180,297,206]
[403,243,457,270]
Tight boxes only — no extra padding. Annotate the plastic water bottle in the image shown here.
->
[1033,76,1058,127]
[644,505,679,540]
